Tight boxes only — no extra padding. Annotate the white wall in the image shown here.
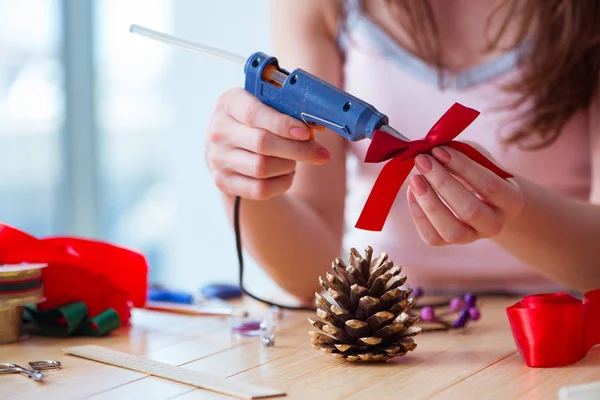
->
[159,0,289,300]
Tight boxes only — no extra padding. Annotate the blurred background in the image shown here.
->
[0,0,285,297]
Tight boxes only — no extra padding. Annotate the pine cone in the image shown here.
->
[308,246,421,362]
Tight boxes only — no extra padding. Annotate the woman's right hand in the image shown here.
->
[205,88,332,200]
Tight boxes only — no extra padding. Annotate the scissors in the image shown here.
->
[0,360,62,382]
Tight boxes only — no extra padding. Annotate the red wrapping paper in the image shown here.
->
[355,103,514,231]
[0,224,148,325]
[506,289,600,367]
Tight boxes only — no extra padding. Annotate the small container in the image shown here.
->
[0,306,24,344]
[0,263,46,344]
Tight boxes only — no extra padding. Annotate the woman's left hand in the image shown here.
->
[406,144,525,246]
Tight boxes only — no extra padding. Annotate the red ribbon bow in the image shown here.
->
[0,224,148,325]
[355,103,514,231]
[506,289,600,367]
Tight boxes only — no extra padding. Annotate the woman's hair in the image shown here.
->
[383,0,600,149]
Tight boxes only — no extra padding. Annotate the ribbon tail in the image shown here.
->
[446,141,513,179]
[427,103,480,140]
[355,157,415,231]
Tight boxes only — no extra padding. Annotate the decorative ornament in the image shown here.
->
[408,288,482,332]
[308,246,421,362]
[355,102,514,232]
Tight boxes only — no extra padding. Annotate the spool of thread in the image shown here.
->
[0,306,24,344]
[0,263,46,344]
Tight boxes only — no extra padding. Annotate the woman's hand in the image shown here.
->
[406,144,525,246]
[205,88,331,200]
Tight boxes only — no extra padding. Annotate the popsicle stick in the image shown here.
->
[62,345,285,400]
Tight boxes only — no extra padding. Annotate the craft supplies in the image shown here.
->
[62,345,286,399]
[0,223,148,329]
[0,263,46,343]
[506,289,600,367]
[308,246,420,362]
[127,25,511,313]
[128,24,409,145]
[409,288,482,331]
[356,103,513,231]
[231,317,262,337]
[0,360,61,382]
[200,283,242,300]
[23,302,121,338]
[148,286,195,304]
[260,307,278,347]
[145,300,247,318]
[559,381,600,400]
[147,284,247,318]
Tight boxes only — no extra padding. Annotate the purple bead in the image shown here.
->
[459,309,470,320]
[469,307,481,321]
[420,306,435,322]
[464,293,477,307]
[453,315,467,329]
[449,297,464,312]
[413,287,423,298]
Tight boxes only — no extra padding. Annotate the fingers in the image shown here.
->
[231,125,331,165]
[214,170,295,201]
[408,175,478,244]
[207,87,333,201]
[218,88,311,140]
[407,188,445,246]
[431,146,524,218]
[414,153,503,237]
[210,108,330,165]
[214,148,296,179]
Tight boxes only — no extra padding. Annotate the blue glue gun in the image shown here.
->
[128,25,409,143]
[243,52,408,142]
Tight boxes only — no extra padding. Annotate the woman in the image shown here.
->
[204,0,600,302]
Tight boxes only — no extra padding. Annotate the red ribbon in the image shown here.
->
[0,224,148,325]
[506,289,600,367]
[355,103,514,231]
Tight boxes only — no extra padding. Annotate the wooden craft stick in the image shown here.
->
[62,345,285,399]
[143,300,248,317]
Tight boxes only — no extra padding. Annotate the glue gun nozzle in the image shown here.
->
[379,125,410,142]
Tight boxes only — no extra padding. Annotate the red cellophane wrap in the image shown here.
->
[0,223,148,325]
[355,102,514,231]
[506,289,600,367]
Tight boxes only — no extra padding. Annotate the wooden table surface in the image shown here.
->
[2,296,599,400]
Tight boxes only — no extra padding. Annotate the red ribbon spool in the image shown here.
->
[355,102,514,231]
[506,289,600,367]
[0,224,148,325]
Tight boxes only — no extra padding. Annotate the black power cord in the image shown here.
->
[233,195,519,313]
[233,195,316,311]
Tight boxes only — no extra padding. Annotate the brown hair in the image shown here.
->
[382,0,600,149]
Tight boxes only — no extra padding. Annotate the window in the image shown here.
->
[94,0,175,283]
[0,0,62,236]
[1,0,284,297]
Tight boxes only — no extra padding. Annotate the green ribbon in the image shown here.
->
[23,302,121,337]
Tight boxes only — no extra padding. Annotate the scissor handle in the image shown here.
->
[0,363,20,374]
[29,360,62,371]
[0,363,44,381]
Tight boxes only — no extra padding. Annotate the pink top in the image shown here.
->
[338,1,592,295]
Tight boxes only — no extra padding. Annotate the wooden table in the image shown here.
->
[2,296,599,400]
